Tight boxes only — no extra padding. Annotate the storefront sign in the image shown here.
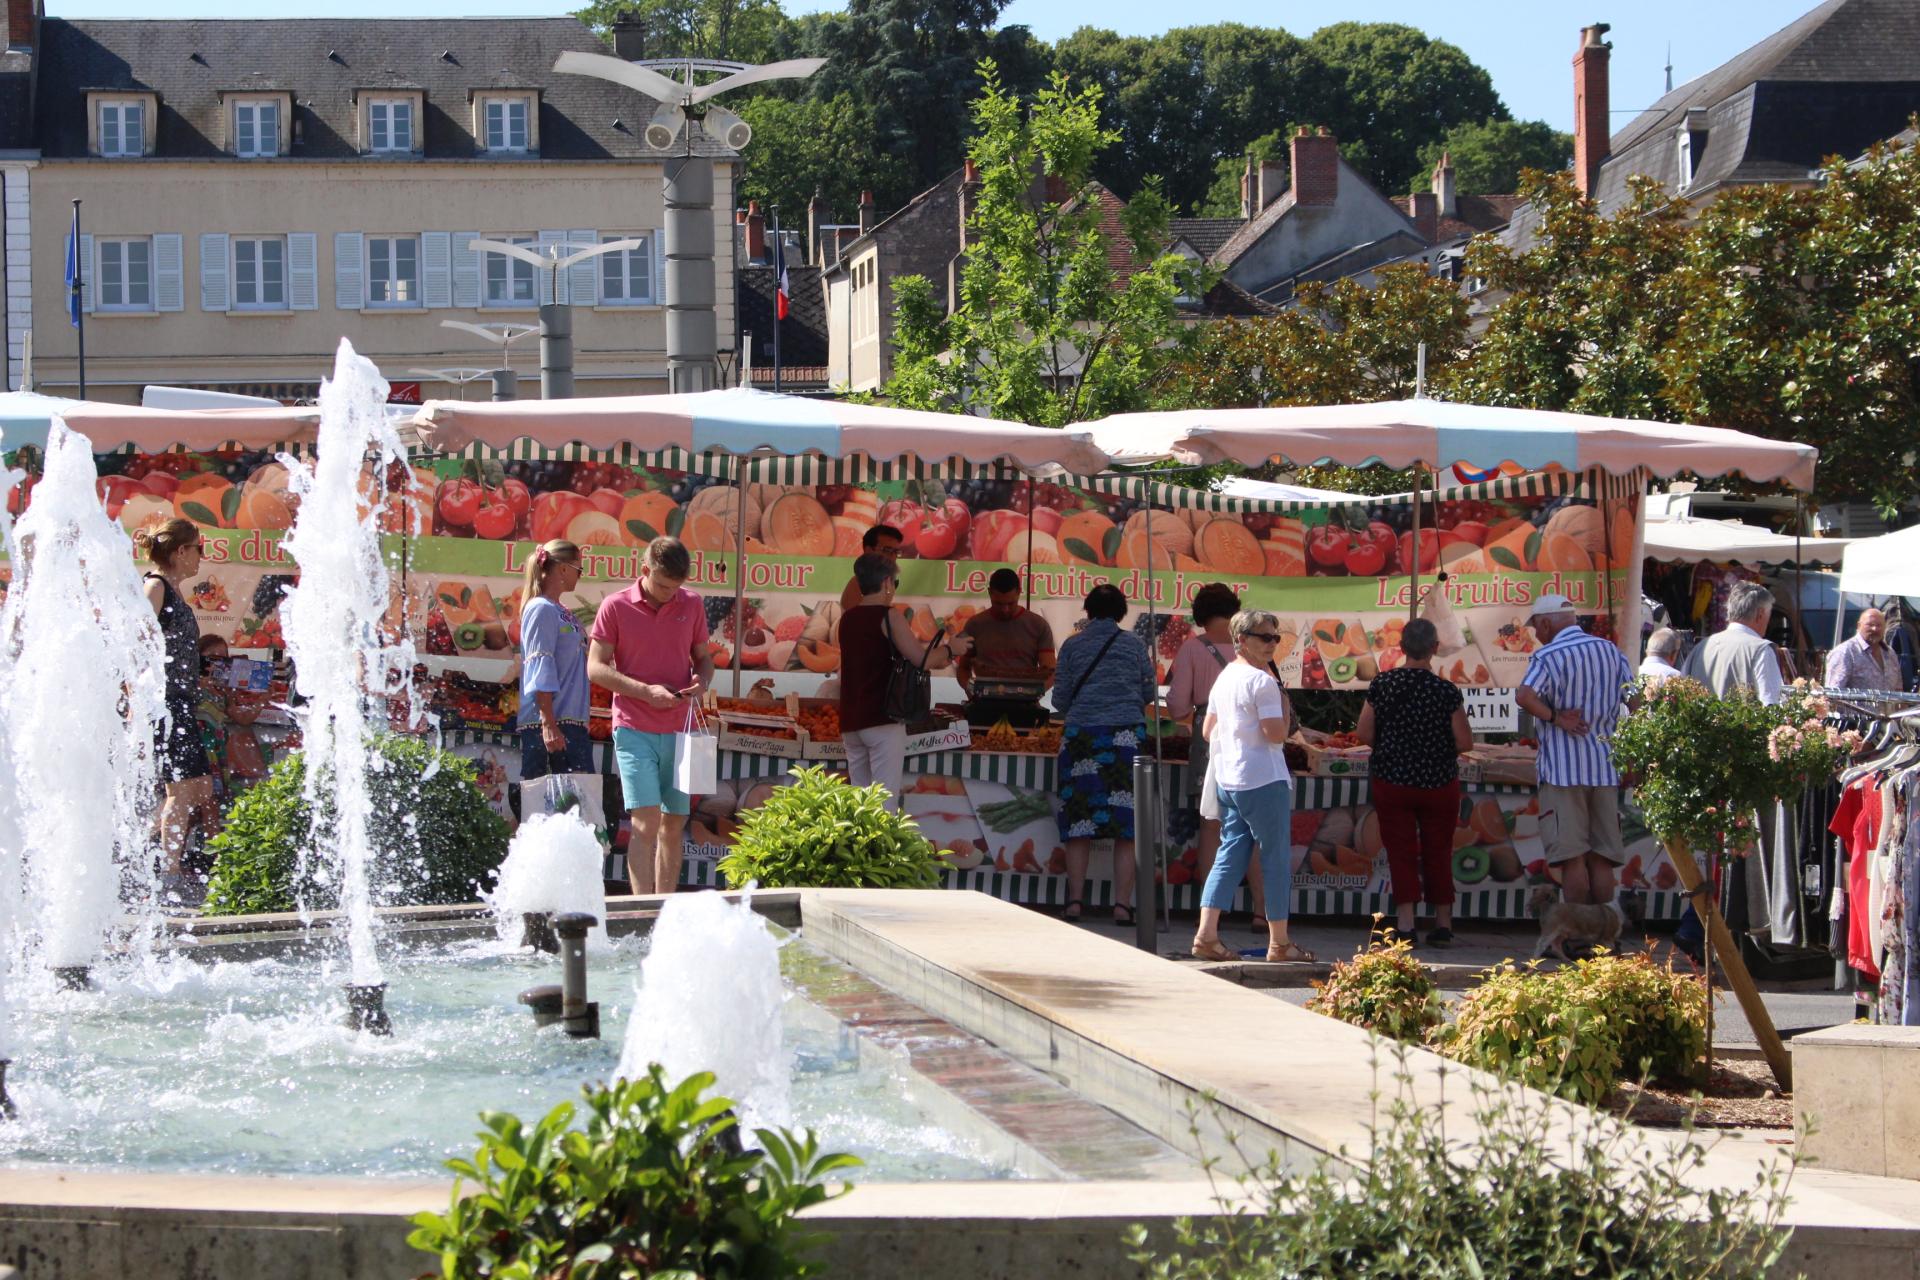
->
[1463,687,1521,733]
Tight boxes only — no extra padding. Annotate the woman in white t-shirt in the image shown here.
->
[1192,610,1313,964]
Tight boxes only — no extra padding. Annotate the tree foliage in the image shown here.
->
[880,64,1189,427]
[573,0,792,64]
[733,93,911,225]
[1417,118,1572,195]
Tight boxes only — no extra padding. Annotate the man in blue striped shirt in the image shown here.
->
[1513,594,1635,906]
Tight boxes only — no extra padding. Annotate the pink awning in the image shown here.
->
[412,387,1110,475]
[54,401,322,452]
[1083,399,1817,492]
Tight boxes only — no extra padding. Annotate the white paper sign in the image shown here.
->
[1463,687,1520,734]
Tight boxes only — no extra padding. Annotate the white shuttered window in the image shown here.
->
[369,100,413,153]
[99,102,143,157]
[96,238,152,310]
[599,233,653,305]
[233,237,286,309]
[235,102,279,158]
[368,236,420,306]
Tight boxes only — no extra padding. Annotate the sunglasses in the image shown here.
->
[1245,632,1280,644]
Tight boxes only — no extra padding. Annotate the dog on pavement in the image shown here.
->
[1528,885,1644,960]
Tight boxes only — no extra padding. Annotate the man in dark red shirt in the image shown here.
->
[588,536,713,896]
[956,567,1055,695]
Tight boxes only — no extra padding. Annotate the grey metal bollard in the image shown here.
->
[1132,754,1158,951]
[554,912,601,1039]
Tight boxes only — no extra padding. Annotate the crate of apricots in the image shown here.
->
[708,687,810,759]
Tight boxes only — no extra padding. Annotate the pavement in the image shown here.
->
[1050,907,1858,1052]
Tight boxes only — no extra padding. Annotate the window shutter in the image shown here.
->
[536,229,565,304]
[287,233,318,310]
[421,231,452,308]
[199,232,229,311]
[333,231,364,310]
[651,233,665,305]
[153,234,184,312]
[452,231,481,308]
[567,229,599,306]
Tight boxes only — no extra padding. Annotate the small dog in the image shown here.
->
[1528,885,1643,960]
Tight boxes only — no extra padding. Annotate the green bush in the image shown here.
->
[1306,935,1444,1044]
[718,765,941,890]
[1130,1052,1796,1280]
[203,733,509,915]
[408,1067,856,1280]
[1442,954,1710,1105]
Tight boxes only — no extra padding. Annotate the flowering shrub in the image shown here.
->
[1610,677,1859,860]
[1306,933,1445,1044]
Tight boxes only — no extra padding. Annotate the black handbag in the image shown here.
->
[883,618,944,724]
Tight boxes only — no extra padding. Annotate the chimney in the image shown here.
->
[807,190,829,265]
[1257,158,1286,211]
[1431,150,1456,217]
[745,201,766,263]
[960,158,981,248]
[1289,126,1339,208]
[6,0,38,50]
[1573,23,1612,198]
[610,15,646,61]
[1409,191,1438,242]
[858,189,875,234]
[1239,153,1255,220]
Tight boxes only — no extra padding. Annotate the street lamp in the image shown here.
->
[554,51,824,393]
[440,319,538,401]
[466,237,647,399]
[408,367,495,402]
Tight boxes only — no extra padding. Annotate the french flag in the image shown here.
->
[773,232,789,321]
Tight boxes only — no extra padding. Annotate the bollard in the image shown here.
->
[1132,754,1158,952]
[343,982,392,1036]
[520,911,559,955]
[554,912,600,1039]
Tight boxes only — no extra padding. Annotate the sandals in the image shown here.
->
[1190,938,1238,962]
[1264,942,1316,964]
[1062,898,1084,923]
[1112,904,1136,927]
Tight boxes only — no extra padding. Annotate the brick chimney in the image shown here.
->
[1408,191,1438,242]
[1239,153,1255,220]
[857,189,875,234]
[960,158,981,248]
[1573,23,1612,198]
[806,190,829,265]
[1290,126,1339,208]
[1431,150,1456,218]
[610,15,646,61]
[7,0,39,50]
[1257,157,1286,211]
[745,201,766,263]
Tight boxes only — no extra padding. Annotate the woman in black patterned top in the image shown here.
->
[1356,618,1472,947]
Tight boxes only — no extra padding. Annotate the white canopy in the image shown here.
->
[1642,516,1850,567]
[1839,524,1920,597]
[1216,476,1365,503]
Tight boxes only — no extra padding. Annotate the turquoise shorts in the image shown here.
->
[612,727,690,816]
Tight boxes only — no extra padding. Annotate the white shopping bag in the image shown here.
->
[521,772,608,844]
[673,701,718,796]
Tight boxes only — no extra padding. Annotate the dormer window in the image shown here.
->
[369,99,413,153]
[477,94,535,153]
[96,99,146,157]
[235,101,279,157]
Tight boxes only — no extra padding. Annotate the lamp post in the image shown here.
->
[440,320,537,401]
[553,51,824,394]
[466,238,646,399]
[407,367,494,402]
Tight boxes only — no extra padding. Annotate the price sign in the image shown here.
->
[1463,687,1519,734]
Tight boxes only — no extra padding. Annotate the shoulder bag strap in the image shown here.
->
[882,609,944,671]
[1069,630,1123,704]
[1206,640,1230,669]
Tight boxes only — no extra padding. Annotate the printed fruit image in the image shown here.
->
[764,493,836,556]
[565,509,623,548]
[1537,532,1593,573]
[435,477,482,531]
[796,640,840,673]
[1334,845,1371,876]
[799,601,842,645]
[1311,618,1362,657]
[1544,502,1605,555]
[1487,843,1524,881]
[1299,645,1331,689]
[1308,849,1341,876]
[1001,530,1062,565]
[687,483,759,542]
[830,515,867,557]
[1326,655,1359,684]
[472,490,517,541]
[681,510,732,553]
[531,491,594,544]
[1396,530,1440,574]
[1453,845,1490,884]
[237,462,300,530]
[1194,518,1264,574]
[1122,510,1194,559]
[618,491,680,547]
[1306,523,1350,574]
[174,473,239,528]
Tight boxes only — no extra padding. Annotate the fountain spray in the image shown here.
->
[278,340,414,1030]
[4,422,167,997]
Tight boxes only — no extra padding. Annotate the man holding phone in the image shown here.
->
[588,536,714,896]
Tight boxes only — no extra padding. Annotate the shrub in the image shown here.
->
[1129,1051,1796,1280]
[1305,935,1444,1044]
[718,765,941,889]
[408,1066,857,1280]
[203,733,509,915]
[1443,954,1710,1105]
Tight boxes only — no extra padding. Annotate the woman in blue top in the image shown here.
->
[1050,583,1157,925]
[517,539,593,779]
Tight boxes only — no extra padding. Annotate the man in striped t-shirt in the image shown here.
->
[1513,594,1635,906]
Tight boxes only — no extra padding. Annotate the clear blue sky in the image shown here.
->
[49,0,1827,133]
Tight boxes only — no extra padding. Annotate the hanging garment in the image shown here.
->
[1830,776,1885,983]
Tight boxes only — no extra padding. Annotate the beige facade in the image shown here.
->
[29,158,737,403]
[825,243,884,392]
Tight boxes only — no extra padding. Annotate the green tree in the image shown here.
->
[733,93,911,224]
[881,64,1189,426]
[1417,119,1571,195]
[572,0,793,64]
[1308,22,1506,197]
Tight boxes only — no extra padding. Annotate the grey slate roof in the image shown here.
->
[32,18,732,160]
[1168,216,1243,260]
[738,262,828,367]
[0,50,32,151]
[1589,0,1920,211]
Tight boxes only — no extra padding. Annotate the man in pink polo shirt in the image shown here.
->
[587,536,714,896]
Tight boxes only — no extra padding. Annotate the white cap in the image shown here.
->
[1528,592,1577,618]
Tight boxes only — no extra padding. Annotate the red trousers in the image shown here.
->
[1373,778,1460,908]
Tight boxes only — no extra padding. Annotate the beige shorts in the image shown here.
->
[1540,784,1625,865]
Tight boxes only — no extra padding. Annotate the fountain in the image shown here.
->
[277,340,415,1026]
[487,811,608,954]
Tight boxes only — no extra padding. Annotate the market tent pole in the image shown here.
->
[1407,462,1424,622]
[1137,473,1164,950]
[730,452,750,696]
[1024,474,1034,612]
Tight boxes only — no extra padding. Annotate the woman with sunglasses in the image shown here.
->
[138,516,213,900]
[1192,609,1312,963]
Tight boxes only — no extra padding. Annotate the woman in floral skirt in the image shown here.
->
[1051,583,1157,924]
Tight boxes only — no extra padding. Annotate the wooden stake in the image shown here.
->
[1664,838,1792,1091]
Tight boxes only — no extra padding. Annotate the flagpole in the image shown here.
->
[70,199,87,399]
[770,209,783,395]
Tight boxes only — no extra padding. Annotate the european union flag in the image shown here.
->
[63,205,80,329]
